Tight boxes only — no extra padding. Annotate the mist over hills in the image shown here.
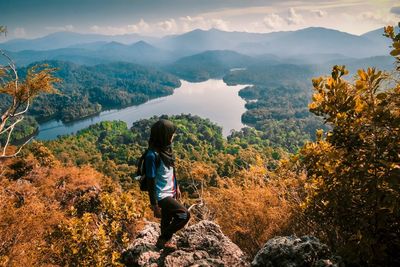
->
[2,40,175,66]
[165,50,255,82]
[0,26,391,58]
[361,26,399,54]
[154,28,290,55]
[0,31,158,51]
[0,26,394,82]
[156,27,386,57]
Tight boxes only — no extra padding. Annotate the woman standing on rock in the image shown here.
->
[145,119,190,249]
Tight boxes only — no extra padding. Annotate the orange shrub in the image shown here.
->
[204,155,307,257]
[0,143,143,266]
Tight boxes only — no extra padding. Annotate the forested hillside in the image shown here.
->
[44,115,282,186]
[1,115,299,265]
[223,62,326,152]
[21,61,181,122]
[166,50,254,82]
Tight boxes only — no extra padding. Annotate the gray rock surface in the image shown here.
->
[122,220,250,267]
[251,235,343,267]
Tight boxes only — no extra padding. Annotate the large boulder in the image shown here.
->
[122,220,250,267]
[251,235,343,267]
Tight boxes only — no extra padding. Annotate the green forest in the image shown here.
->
[30,61,180,122]
[224,64,326,152]
[0,60,181,123]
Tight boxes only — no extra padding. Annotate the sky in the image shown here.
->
[1,0,399,39]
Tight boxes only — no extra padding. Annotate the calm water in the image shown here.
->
[36,79,249,140]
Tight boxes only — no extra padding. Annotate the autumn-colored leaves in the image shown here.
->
[300,25,400,266]
[384,23,400,58]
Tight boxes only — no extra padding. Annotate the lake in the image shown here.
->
[36,79,249,140]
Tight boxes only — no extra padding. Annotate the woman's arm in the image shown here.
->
[173,167,181,200]
[145,152,160,216]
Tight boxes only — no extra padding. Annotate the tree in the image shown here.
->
[300,24,400,266]
[0,36,59,158]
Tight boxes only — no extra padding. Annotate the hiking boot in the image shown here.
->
[156,237,176,250]
[163,240,177,250]
[155,237,168,249]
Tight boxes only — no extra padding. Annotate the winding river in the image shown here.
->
[36,79,249,140]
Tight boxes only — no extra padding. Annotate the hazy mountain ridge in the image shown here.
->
[0,31,158,51]
[0,26,391,60]
[1,40,176,66]
[361,26,399,54]
[166,50,255,82]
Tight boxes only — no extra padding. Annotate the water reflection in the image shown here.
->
[37,79,249,140]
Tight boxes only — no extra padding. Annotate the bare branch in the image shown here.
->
[1,117,24,156]
[2,119,17,156]
[0,136,33,159]
[11,99,30,117]
[0,116,24,135]
[0,50,18,99]
[0,50,29,158]
[0,49,17,73]
[0,49,19,134]
[0,48,58,159]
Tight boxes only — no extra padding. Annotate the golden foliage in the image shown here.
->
[47,191,140,267]
[384,23,400,61]
[0,143,143,266]
[0,54,60,159]
[0,64,59,100]
[204,155,307,257]
[300,25,400,266]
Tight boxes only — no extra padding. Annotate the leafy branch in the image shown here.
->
[0,39,60,158]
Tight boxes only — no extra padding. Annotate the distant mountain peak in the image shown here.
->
[132,40,152,46]
[294,26,355,36]
[107,41,124,46]
[208,27,224,33]
[129,40,158,51]
[101,41,126,49]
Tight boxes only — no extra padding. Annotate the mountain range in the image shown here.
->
[0,26,396,77]
[0,31,158,51]
[1,26,394,56]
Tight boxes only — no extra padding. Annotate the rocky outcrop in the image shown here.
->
[251,235,343,267]
[121,220,343,267]
[121,220,250,267]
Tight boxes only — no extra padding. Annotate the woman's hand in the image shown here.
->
[152,205,162,218]
[176,186,182,200]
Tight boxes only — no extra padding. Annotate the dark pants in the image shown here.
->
[158,196,190,240]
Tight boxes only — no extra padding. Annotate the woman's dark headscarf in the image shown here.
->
[148,119,176,168]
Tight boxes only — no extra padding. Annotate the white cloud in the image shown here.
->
[157,19,178,33]
[255,8,305,32]
[127,19,150,33]
[90,19,150,35]
[312,10,327,18]
[286,8,304,25]
[262,13,285,29]
[179,16,230,32]
[14,27,26,38]
[157,16,230,34]
[210,19,229,31]
[359,12,398,25]
[88,17,229,36]
[45,25,74,32]
[180,16,207,32]
[90,25,128,35]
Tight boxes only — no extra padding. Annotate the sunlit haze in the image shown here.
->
[1,0,399,39]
